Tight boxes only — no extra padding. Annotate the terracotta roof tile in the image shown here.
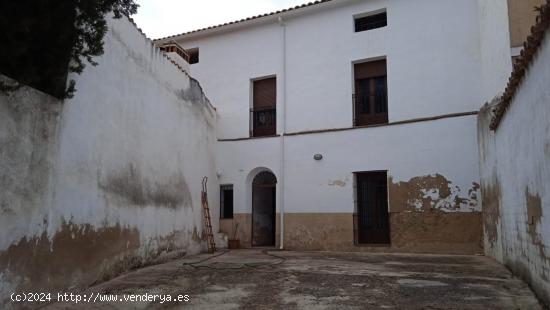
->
[490,0,550,130]
[154,0,333,41]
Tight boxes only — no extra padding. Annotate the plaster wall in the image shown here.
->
[174,0,512,253]
[172,0,511,137]
[0,16,218,305]
[217,115,484,253]
[478,27,550,305]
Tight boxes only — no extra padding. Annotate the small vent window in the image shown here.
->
[355,11,387,32]
[188,48,199,64]
[220,185,233,219]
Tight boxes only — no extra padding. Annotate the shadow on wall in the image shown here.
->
[98,163,193,209]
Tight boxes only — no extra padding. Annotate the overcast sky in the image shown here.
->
[133,0,312,39]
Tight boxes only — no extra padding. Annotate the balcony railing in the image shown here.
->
[250,107,276,137]
[158,41,190,63]
[352,93,388,126]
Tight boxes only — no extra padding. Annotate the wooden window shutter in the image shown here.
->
[253,77,276,109]
[354,59,386,80]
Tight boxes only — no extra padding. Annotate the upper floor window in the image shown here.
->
[250,77,276,137]
[353,59,388,126]
[220,185,233,219]
[188,48,199,64]
[355,11,387,32]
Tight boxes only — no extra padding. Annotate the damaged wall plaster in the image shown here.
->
[478,26,550,305]
[0,15,218,307]
[388,174,480,213]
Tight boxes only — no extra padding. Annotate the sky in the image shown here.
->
[133,0,312,39]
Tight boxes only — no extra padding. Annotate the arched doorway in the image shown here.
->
[252,171,276,247]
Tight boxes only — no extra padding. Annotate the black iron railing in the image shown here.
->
[250,107,276,137]
[352,93,388,126]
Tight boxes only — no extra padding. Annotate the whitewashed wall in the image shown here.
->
[172,0,511,137]
[479,27,550,305]
[172,0,511,217]
[0,15,218,304]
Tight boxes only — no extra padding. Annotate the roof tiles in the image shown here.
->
[154,0,333,41]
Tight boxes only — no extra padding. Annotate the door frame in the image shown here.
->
[354,170,391,245]
[251,172,277,247]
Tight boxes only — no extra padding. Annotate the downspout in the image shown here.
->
[278,15,286,250]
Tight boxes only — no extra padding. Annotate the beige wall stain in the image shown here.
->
[0,221,140,293]
[482,177,502,247]
[525,188,547,263]
[388,174,478,212]
[328,180,346,187]
[508,0,546,47]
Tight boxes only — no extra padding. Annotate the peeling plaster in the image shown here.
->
[328,180,346,187]
[0,221,140,294]
[389,174,480,213]
[525,188,547,263]
[482,177,501,248]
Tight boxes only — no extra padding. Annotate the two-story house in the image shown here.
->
[156,0,516,254]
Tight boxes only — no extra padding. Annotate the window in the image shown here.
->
[220,185,233,219]
[188,48,199,64]
[353,59,388,126]
[355,11,387,32]
[250,77,276,137]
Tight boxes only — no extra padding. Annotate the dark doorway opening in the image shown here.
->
[252,171,276,247]
[354,171,390,244]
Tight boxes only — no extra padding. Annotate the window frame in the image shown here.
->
[250,76,277,137]
[353,9,387,33]
[353,58,388,126]
[220,184,234,219]
[187,48,199,64]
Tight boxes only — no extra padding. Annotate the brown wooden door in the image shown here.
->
[355,171,390,244]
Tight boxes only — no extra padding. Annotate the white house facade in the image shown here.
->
[156,0,513,254]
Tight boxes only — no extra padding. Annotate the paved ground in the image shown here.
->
[45,249,543,309]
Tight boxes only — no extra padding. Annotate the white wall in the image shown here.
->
[0,15,218,303]
[218,115,480,215]
[172,0,510,217]
[479,26,550,305]
[173,0,510,137]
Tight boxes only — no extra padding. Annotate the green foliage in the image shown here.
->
[0,0,138,99]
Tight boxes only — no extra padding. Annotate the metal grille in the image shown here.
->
[355,12,387,32]
[250,107,276,137]
[354,171,390,245]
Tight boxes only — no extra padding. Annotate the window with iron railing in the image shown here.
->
[250,107,276,137]
[251,77,276,137]
[353,59,388,126]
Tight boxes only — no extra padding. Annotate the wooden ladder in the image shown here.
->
[201,177,216,253]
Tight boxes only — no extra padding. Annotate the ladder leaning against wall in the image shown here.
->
[201,177,216,253]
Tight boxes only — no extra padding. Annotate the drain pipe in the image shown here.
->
[278,15,286,250]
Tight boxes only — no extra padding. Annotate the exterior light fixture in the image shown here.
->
[313,154,323,160]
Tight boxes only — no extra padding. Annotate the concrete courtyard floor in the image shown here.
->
[46,249,543,309]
